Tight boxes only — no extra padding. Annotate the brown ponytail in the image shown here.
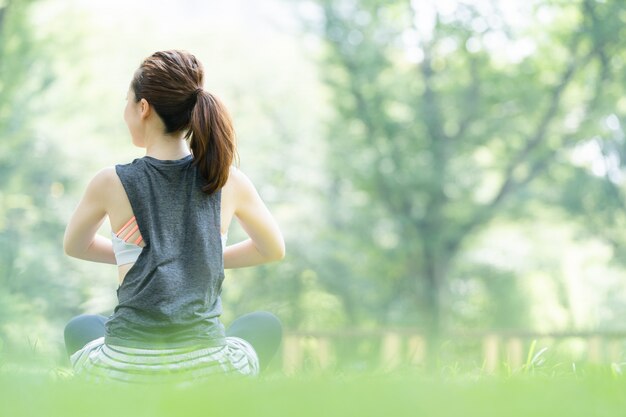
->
[131,50,239,195]
[186,90,238,194]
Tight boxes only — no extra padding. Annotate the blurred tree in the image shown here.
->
[302,0,626,343]
[0,0,76,362]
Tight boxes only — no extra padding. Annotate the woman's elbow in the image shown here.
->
[276,245,286,261]
[63,241,76,258]
[270,239,286,261]
[63,236,71,256]
[63,234,80,258]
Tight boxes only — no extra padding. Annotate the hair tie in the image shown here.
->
[194,88,204,97]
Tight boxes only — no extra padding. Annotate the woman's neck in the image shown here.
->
[144,134,191,160]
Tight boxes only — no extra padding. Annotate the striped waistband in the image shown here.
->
[101,342,229,365]
[104,332,227,350]
[72,336,259,386]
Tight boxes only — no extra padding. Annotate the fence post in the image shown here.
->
[381,332,402,371]
[483,334,500,373]
[608,339,622,364]
[282,335,302,375]
[407,335,426,365]
[316,336,332,370]
[588,336,603,364]
[506,338,523,370]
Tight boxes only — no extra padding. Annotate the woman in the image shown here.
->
[62,50,285,386]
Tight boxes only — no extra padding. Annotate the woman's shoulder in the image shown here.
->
[85,166,121,192]
[224,165,264,211]
[76,166,122,210]
[226,165,257,194]
[227,165,244,182]
[96,165,120,180]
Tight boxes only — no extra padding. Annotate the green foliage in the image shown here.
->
[0,0,80,362]
[304,0,626,336]
[448,263,530,330]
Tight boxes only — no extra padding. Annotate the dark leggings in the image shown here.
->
[63,311,283,372]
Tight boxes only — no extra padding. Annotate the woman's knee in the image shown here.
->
[239,311,282,334]
[257,311,282,338]
[63,314,107,344]
[227,311,283,344]
[63,314,106,357]
[64,314,105,333]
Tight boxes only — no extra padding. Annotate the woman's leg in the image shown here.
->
[225,311,282,372]
[63,314,108,359]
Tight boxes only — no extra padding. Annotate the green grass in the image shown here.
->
[1,364,626,417]
[2,337,626,417]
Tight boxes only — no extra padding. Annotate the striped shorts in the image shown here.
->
[69,336,260,387]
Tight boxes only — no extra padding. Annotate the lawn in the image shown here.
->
[1,362,625,417]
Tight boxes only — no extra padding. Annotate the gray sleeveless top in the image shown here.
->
[104,154,227,349]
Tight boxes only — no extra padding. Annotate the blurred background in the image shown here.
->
[1,0,626,375]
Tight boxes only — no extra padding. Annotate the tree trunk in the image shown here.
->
[419,242,451,369]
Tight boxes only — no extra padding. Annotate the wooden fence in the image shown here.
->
[279,329,626,374]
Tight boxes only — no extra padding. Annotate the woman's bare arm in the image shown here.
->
[223,169,285,269]
[63,168,117,264]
